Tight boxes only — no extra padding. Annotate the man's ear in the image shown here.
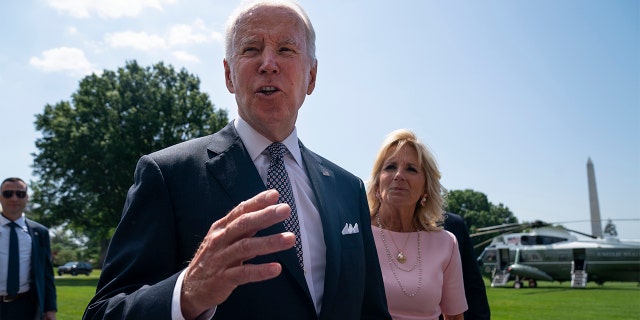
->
[306,59,318,95]
[224,59,235,93]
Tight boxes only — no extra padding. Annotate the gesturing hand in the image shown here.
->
[180,189,295,319]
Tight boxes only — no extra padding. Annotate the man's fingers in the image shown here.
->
[220,189,280,225]
[231,231,296,266]
[182,190,294,315]
[189,203,296,280]
[182,231,295,311]
[223,201,291,241]
[220,231,295,284]
[223,262,283,285]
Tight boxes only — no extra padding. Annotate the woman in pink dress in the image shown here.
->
[368,129,467,320]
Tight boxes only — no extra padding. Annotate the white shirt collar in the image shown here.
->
[234,117,303,167]
[0,213,26,228]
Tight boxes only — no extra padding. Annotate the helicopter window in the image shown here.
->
[521,236,536,245]
[537,236,566,245]
[521,235,568,245]
[482,250,497,262]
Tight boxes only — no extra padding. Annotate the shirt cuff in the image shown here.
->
[171,270,217,320]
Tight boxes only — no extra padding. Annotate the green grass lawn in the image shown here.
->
[486,280,640,320]
[55,271,640,319]
[55,270,99,319]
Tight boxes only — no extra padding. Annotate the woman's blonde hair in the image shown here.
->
[367,129,446,231]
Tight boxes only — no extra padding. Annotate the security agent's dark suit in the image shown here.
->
[1,218,57,320]
[83,122,390,319]
[443,212,490,320]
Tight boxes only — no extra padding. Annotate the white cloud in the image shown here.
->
[47,0,177,19]
[105,31,167,51]
[172,50,200,63]
[47,0,91,18]
[211,31,224,44]
[168,23,209,46]
[168,19,224,46]
[105,19,222,53]
[67,26,78,35]
[29,47,96,76]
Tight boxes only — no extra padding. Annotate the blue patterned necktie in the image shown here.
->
[7,222,19,296]
[266,142,304,270]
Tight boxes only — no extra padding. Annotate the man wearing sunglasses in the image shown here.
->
[0,177,57,320]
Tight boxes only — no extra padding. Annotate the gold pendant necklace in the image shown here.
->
[390,228,410,264]
[377,212,411,263]
[376,212,421,272]
[396,251,407,264]
[376,212,423,296]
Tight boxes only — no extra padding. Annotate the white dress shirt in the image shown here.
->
[0,213,32,295]
[171,118,327,319]
[234,117,326,314]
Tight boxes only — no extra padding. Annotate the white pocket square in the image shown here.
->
[341,223,359,235]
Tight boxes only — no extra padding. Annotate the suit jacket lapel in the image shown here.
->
[299,142,342,303]
[25,219,39,262]
[205,123,264,205]
[25,219,41,293]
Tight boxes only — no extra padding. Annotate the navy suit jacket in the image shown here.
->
[443,213,490,320]
[25,218,57,318]
[84,122,390,319]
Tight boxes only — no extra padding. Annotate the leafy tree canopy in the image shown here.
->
[30,60,228,262]
[445,189,518,250]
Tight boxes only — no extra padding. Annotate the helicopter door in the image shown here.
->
[491,248,512,287]
[573,248,586,271]
[571,248,588,287]
[498,248,510,271]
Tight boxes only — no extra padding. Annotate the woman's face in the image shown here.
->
[378,144,426,211]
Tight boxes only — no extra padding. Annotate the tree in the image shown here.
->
[31,60,228,266]
[49,225,90,266]
[445,189,518,251]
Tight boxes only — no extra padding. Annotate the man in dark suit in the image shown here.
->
[443,212,491,320]
[1,177,57,320]
[83,1,390,319]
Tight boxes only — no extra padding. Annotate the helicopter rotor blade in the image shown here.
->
[473,236,497,249]
[471,225,525,237]
[475,222,523,232]
[558,226,597,239]
[471,221,543,238]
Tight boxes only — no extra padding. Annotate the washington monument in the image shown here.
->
[587,157,603,238]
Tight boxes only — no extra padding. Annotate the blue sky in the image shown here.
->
[1,0,638,239]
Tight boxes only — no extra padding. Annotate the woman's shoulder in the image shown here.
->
[423,228,458,244]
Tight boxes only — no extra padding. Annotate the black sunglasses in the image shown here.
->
[1,190,27,199]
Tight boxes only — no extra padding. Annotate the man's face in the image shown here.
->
[224,5,317,141]
[0,180,28,220]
